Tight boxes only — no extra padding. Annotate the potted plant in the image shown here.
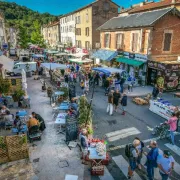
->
[0,78,10,95]
[12,89,25,102]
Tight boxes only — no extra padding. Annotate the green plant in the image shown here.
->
[13,89,25,102]
[87,127,94,135]
[61,69,65,76]
[59,87,68,99]
[19,135,27,145]
[0,136,7,150]
[0,78,11,94]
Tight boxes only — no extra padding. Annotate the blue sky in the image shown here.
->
[4,0,159,15]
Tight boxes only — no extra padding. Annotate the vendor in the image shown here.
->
[32,112,46,131]
[0,106,10,115]
[27,115,39,129]
[80,128,89,165]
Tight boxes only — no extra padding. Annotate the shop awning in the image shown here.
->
[91,49,118,61]
[69,58,93,64]
[32,54,45,58]
[116,57,144,67]
[92,67,126,76]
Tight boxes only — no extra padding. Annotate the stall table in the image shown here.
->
[88,147,107,176]
[54,113,67,134]
[149,100,174,120]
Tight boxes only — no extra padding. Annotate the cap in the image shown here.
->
[163,150,171,157]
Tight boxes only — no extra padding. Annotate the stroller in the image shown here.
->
[28,125,42,143]
[152,122,170,139]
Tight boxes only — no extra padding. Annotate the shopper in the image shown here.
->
[80,129,88,165]
[144,141,159,180]
[134,137,144,170]
[152,84,159,99]
[126,139,140,179]
[107,90,114,116]
[157,150,175,180]
[175,106,180,132]
[165,113,178,145]
[113,89,121,112]
[121,93,127,115]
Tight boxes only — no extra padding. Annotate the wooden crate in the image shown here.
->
[0,136,8,164]
[6,135,29,161]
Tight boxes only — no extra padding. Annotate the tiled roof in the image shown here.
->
[43,21,59,28]
[128,0,180,14]
[98,8,176,30]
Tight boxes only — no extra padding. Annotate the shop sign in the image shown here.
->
[118,51,147,62]
[148,61,166,70]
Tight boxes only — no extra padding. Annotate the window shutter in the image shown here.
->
[163,33,172,51]
[121,34,124,49]
[109,34,111,48]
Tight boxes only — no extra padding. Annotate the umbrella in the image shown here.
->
[41,63,67,70]
[22,69,27,94]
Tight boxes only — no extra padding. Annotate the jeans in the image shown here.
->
[160,171,169,180]
[170,130,175,145]
[107,103,113,115]
[120,84,124,93]
[147,165,154,180]
[122,105,126,112]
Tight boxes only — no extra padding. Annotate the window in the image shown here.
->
[85,27,89,36]
[85,41,90,50]
[76,16,81,24]
[76,40,82,48]
[76,28,81,35]
[86,13,89,22]
[131,33,139,52]
[104,34,111,48]
[163,33,172,51]
[116,33,124,49]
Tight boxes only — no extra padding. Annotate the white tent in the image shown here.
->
[0,55,14,72]
[22,69,28,95]
[68,53,88,58]
[41,63,67,70]
[69,58,93,63]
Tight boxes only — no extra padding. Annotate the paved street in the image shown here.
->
[83,85,180,180]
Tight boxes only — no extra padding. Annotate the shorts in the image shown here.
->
[129,159,137,171]
[82,148,88,156]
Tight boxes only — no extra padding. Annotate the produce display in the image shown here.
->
[133,94,151,105]
[96,142,106,156]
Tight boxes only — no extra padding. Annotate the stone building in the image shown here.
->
[0,12,7,48]
[42,21,60,48]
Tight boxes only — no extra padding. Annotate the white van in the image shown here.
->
[10,62,37,76]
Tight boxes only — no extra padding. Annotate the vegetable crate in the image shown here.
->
[91,162,104,176]
[6,135,29,162]
[0,136,9,164]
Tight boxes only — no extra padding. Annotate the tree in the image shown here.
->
[31,20,46,48]
[17,25,29,49]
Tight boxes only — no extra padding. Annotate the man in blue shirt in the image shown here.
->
[144,141,159,180]
[157,150,175,180]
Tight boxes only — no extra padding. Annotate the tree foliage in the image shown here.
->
[31,20,46,48]
[0,1,60,46]
[17,25,29,49]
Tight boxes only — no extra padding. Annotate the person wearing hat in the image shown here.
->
[157,150,175,180]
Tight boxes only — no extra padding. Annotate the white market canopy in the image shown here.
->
[32,54,45,58]
[69,58,93,64]
[68,53,88,58]
[46,50,59,54]
[41,63,67,70]
[0,55,14,72]
[55,53,68,56]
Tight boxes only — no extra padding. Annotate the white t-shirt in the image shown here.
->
[157,154,175,174]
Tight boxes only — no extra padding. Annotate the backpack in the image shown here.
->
[125,144,134,158]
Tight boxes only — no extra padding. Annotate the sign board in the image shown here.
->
[2,43,8,49]
[149,100,173,120]
[65,121,78,142]
[118,51,148,62]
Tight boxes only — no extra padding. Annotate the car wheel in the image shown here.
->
[10,72,15,76]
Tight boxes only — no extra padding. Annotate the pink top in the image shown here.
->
[166,117,178,131]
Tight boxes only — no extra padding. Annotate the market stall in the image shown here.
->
[147,60,180,91]
[149,99,177,120]
[87,140,109,176]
